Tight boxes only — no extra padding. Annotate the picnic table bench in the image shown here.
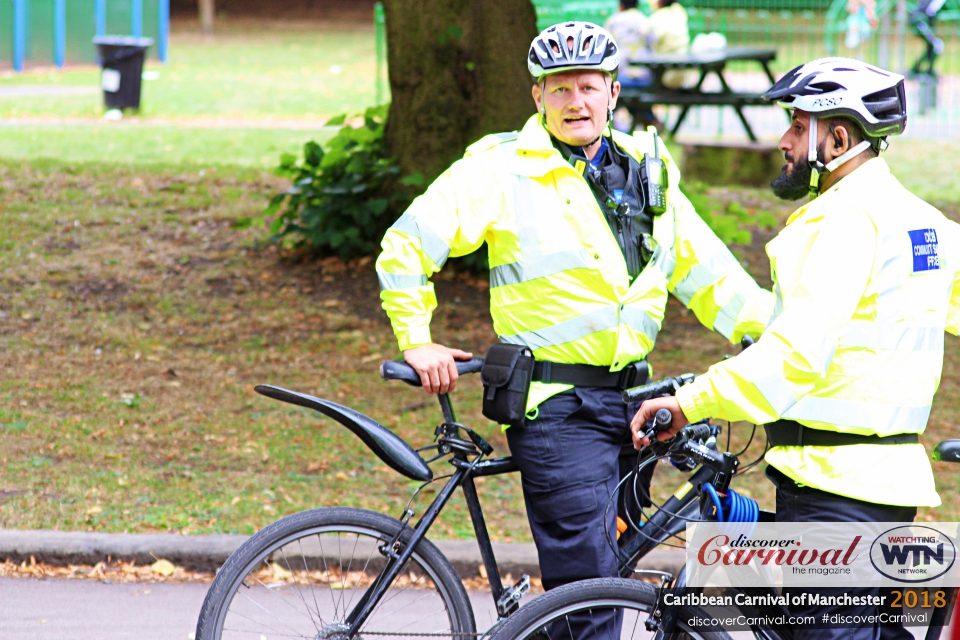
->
[618,47,786,142]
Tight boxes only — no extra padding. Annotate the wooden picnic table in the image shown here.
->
[619,46,786,142]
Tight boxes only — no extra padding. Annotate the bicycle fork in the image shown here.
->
[343,464,470,638]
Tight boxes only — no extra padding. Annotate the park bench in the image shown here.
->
[618,46,787,141]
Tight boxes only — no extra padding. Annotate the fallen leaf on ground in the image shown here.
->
[150,559,176,576]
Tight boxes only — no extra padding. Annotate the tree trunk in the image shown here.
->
[382,0,538,183]
[199,0,215,32]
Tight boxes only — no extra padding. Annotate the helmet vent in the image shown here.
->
[863,87,904,120]
[809,81,844,94]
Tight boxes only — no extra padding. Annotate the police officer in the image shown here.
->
[632,58,960,639]
[377,21,772,633]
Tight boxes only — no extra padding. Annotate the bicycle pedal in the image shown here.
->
[496,574,531,618]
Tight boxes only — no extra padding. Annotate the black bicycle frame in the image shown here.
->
[342,392,519,638]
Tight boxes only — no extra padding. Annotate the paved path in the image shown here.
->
[1,577,948,639]
[0,577,503,640]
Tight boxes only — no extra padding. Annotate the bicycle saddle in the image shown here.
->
[254,384,433,482]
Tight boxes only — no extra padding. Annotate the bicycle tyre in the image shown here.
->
[485,578,731,640]
[196,507,477,640]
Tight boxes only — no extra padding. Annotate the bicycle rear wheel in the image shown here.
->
[485,578,730,640]
[195,507,476,640]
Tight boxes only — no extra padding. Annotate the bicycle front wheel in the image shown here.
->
[485,578,730,640]
[196,507,476,640]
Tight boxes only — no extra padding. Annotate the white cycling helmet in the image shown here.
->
[527,22,620,80]
[763,57,907,198]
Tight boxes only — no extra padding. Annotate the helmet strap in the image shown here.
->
[807,114,874,201]
[807,115,824,200]
[824,140,873,173]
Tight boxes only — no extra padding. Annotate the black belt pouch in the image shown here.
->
[480,344,534,428]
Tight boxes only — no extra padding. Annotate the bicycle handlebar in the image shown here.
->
[621,372,696,403]
[380,358,485,387]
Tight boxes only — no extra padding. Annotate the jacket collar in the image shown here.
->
[511,114,643,177]
[785,157,890,226]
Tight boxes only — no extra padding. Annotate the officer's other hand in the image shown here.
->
[630,397,690,448]
[403,344,474,395]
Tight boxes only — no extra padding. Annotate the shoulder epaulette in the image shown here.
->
[465,131,520,156]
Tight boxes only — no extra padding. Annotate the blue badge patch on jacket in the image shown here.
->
[613,189,624,204]
[908,228,940,273]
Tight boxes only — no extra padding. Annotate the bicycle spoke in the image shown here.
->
[296,537,327,629]
[366,589,452,629]
[628,606,641,639]
[233,583,315,638]
[278,545,322,632]
[316,531,343,621]
[203,512,470,640]
[341,528,366,615]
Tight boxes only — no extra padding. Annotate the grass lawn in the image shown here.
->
[0,19,382,122]
[0,124,331,168]
[1,10,958,541]
[1,146,958,542]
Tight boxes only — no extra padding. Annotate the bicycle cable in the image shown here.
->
[731,422,758,457]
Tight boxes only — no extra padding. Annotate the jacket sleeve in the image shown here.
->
[667,187,775,344]
[376,155,494,351]
[947,256,960,337]
[676,208,876,425]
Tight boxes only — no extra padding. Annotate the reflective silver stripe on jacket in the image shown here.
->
[839,322,945,351]
[671,252,738,306]
[378,273,428,291]
[782,396,931,434]
[713,292,749,341]
[501,307,618,350]
[495,147,671,350]
[490,172,597,288]
[620,306,660,344]
[491,249,591,288]
[392,213,452,269]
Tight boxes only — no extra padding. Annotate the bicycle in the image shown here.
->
[485,372,960,640]
[194,358,689,640]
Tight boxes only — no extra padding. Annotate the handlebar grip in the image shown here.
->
[622,379,673,403]
[379,357,486,387]
[379,360,422,386]
[683,422,711,442]
[653,408,673,432]
[455,358,485,375]
[622,373,696,404]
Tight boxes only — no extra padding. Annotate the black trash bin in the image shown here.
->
[93,36,154,111]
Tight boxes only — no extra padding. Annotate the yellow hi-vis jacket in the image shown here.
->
[377,114,773,412]
[677,157,960,507]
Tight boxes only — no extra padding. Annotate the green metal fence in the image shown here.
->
[1,0,169,71]
[527,0,959,78]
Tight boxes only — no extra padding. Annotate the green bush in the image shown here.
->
[682,181,778,246]
[237,105,423,262]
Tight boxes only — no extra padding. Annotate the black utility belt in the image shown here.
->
[765,420,920,447]
[532,360,649,390]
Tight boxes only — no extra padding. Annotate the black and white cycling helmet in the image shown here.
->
[528,22,620,80]
[763,57,907,198]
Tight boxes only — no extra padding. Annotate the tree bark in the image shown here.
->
[382,0,538,183]
[199,0,215,32]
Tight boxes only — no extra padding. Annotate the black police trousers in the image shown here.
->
[506,387,653,640]
[768,466,917,640]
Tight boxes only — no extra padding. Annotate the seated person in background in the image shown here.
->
[605,0,653,89]
[648,0,695,88]
[606,0,661,131]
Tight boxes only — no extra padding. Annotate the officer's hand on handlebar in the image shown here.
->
[630,397,691,448]
[403,344,474,395]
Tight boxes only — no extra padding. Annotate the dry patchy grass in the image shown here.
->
[1,160,958,547]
